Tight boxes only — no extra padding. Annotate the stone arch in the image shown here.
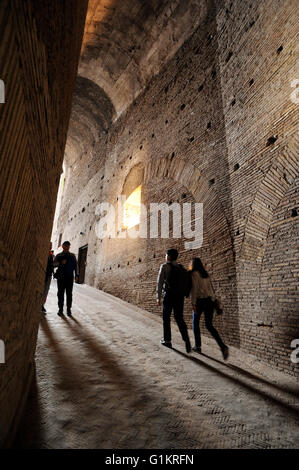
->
[65,76,115,166]
[240,134,299,297]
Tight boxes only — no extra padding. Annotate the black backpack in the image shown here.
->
[164,263,192,298]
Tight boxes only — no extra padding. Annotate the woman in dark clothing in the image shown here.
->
[189,257,229,360]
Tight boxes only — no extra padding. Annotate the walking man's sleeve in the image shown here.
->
[156,264,165,300]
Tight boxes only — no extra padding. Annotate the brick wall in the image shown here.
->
[54,0,298,376]
[0,0,88,446]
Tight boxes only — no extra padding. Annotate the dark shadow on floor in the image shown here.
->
[171,347,299,417]
[14,315,194,449]
[200,352,299,398]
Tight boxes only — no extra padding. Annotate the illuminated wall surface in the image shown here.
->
[123,186,142,229]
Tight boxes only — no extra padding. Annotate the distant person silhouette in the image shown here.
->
[157,248,191,353]
[41,244,54,314]
[54,241,79,316]
[189,257,229,360]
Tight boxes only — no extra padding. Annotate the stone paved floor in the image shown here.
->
[15,281,299,449]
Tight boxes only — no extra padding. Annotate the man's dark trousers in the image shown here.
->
[162,293,189,343]
[57,276,74,311]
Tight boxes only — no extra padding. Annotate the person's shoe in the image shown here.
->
[67,309,72,316]
[57,310,63,316]
[221,346,229,360]
[185,338,191,353]
[160,340,172,348]
[41,306,46,313]
[192,346,201,353]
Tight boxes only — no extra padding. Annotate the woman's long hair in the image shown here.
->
[190,257,209,278]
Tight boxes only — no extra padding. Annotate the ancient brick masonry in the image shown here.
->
[54,0,299,377]
[0,0,88,446]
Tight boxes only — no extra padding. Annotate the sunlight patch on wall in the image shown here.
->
[123,185,141,229]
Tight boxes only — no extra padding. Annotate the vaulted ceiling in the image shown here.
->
[77,0,207,117]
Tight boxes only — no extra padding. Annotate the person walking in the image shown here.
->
[157,248,191,353]
[190,257,229,360]
[54,241,79,316]
[41,244,54,313]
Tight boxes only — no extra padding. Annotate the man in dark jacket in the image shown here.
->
[54,241,79,316]
[41,244,54,313]
[156,248,191,353]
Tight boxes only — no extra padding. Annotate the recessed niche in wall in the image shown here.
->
[211,70,216,78]
[140,145,143,150]
[249,20,255,27]
[207,122,211,129]
[139,258,142,262]
[189,136,194,142]
[171,152,175,160]
[225,51,233,63]
[291,208,298,217]
[209,178,215,186]
[266,135,278,146]
[249,78,254,86]
[165,120,168,124]
[123,185,141,229]
[234,163,240,171]
[152,133,155,138]
[231,98,236,106]
[180,104,186,110]
[181,193,187,199]
[122,163,144,230]
[277,45,283,54]
[198,84,204,92]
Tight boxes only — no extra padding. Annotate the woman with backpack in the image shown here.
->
[189,257,229,360]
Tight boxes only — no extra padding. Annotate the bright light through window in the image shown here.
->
[123,185,141,229]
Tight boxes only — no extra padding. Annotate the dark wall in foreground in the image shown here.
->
[0,0,88,446]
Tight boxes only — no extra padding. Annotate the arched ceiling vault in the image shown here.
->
[65,75,115,165]
[78,0,208,117]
